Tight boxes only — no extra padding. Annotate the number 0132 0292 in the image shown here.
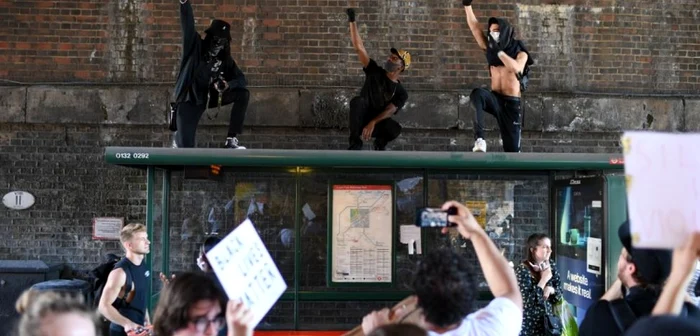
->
[115,153,149,159]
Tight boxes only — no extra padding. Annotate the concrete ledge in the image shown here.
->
[26,86,166,125]
[0,87,26,123]
[539,96,684,132]
[5,85,696,133]
[685,99,700,131]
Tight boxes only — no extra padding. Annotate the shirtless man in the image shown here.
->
[463,0,533,152]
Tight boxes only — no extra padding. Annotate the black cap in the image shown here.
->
[205,19,232,41]
[618,220,672,285]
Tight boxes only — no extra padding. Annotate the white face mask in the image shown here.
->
[490,31,500,43]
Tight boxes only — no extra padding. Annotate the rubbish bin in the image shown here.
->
[0,260,63,336]
[31,279,93,305]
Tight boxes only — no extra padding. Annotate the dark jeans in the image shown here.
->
[470,88,522,152]
[175,88,250,148]
[348,97,402,149]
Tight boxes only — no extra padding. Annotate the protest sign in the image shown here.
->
[622,131,700,249]
[207,219,287,327]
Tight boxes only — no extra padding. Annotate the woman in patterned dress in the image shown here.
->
[515,233,562,336]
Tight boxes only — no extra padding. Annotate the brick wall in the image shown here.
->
[0,0,698,94]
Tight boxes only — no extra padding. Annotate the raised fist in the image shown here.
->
[462,0,472,6]
[346,8,356,22]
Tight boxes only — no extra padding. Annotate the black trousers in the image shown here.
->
[175,88,250,148]
[348,97,402,148]
[470,88,522,152]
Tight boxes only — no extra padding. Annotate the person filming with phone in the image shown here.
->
[515,234,562,336]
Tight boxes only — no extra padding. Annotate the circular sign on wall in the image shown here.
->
[2,191,36,210]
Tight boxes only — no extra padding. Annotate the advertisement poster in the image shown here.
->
[554,177,607,333]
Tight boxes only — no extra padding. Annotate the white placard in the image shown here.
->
[92,217,124,240]
[622,131,700,249]
[206,219,287,327]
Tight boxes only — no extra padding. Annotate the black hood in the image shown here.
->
[488,17,516,50]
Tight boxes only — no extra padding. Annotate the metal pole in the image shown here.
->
[145,166,155,315]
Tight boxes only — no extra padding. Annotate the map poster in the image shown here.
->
[329,184,394,285]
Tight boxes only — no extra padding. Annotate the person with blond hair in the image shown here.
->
[16,290,99,336]
[98,223,152,336]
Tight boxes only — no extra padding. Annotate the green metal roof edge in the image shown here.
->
[104,147,625,170]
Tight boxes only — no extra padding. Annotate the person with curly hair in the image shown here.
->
[515,233,562,336]
[362,201,523,336]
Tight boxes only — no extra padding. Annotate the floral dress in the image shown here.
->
[515,260,563,336]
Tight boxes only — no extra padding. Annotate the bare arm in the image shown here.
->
[464,5,487,51]
[652,233,700,315]
[370,104,397,124]
[443,200,522,310]
[498,51,528,75]
[98,269,139,330]
[471,230,523,308]
[347,9,370,68]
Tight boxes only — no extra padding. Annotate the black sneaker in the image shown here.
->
[223,137,246,149]
[373,139,388,151]
[348,141,363,150]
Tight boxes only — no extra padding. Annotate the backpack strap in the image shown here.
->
[608,299,637,332]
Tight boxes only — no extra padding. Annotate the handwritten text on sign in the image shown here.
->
[623,131,700,249]
[207,219,287,327]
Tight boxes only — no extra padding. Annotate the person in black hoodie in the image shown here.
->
[172,0,249,149]
[462,0,534,153]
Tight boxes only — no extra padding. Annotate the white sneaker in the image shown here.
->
[472,138,487,152]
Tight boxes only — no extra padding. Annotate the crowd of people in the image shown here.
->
[11,198,700,336]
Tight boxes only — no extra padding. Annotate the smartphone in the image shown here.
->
[415,207,457,227]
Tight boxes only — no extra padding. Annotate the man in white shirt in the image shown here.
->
[361,201,523,336]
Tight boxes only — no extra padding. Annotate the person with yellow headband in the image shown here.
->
[345,8,411,151]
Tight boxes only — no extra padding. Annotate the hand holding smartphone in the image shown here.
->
[415,207,458,228]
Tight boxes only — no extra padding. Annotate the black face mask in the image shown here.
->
[209,36,227,57]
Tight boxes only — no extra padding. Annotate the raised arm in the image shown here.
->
[346,9,370,68]
[179,0,198,54]
[463,1,487,51]
[443,200,523,309]
[652,233,700,315]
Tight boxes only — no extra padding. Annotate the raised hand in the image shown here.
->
[346,8,356,22]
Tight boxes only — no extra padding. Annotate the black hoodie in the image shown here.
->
[485,17,534,69]
[172,2,247,106]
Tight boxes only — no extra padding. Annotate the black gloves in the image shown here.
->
[487,34,502,52]
[462,0,472,6]
[346,8,356,22]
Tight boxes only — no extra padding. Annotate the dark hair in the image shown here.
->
[18,291,98,336]
[526,233,550,263]
[624,252,654,289]
[412,248,476,328]
[202,237,222,254]
[367,323,428,336]
[153,272,226,336]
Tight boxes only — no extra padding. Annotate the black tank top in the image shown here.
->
[109,257,150,330]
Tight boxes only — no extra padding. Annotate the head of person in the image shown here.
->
[197,237,221,272]
[154,272,227,336]
[16,288,40,314]
[367,323,428,336]
[412,248,476,331]
[384,48,411,75]
[487,17,515,48]
[17,291,98,336]
[526,233,552,265]
[120,223,150,256]
[616,220,672,289]
[204,19,232,59]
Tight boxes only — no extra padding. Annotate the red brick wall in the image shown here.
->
[0,0,698,94]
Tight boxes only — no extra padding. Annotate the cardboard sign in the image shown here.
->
[206,219,287,327]
[622,131,700,249]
